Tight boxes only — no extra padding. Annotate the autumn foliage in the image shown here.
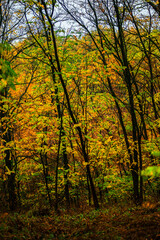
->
[0,0,160,239]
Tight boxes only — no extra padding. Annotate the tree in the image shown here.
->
[17,0,99,209]
[0,0,18,210]
[58,0,160,204]
[145,0,160,16]
[0,0,37,210]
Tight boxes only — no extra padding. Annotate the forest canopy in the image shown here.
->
[0,0,160,215]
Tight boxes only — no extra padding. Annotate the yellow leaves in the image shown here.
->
[104,136,112,145]
[0,79,7,91]
[154,92,160,103]
[5,166,15,176]
[100,148,106,154]
[73,123,81,129]
[82,161,89,166]
[156,118,160,127]
[37,2,44,9]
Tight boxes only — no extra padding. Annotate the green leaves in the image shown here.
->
[142,166,160,178]
[151,151,160,157]
[0,58,16,91]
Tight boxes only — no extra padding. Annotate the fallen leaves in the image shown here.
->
[0,204,160,239]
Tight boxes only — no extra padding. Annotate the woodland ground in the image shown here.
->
[0,201,160,240]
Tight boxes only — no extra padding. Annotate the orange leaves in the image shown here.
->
[37,2,45,9]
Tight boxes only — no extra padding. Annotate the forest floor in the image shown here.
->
[0,201,160,240]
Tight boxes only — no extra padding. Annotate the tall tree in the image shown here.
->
[0,0,35,210]
[19,0,99,209]
[58,0,160,203]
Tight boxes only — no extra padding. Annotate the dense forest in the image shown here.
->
[0,0,160,239]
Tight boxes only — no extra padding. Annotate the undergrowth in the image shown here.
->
[0,200,160,240]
